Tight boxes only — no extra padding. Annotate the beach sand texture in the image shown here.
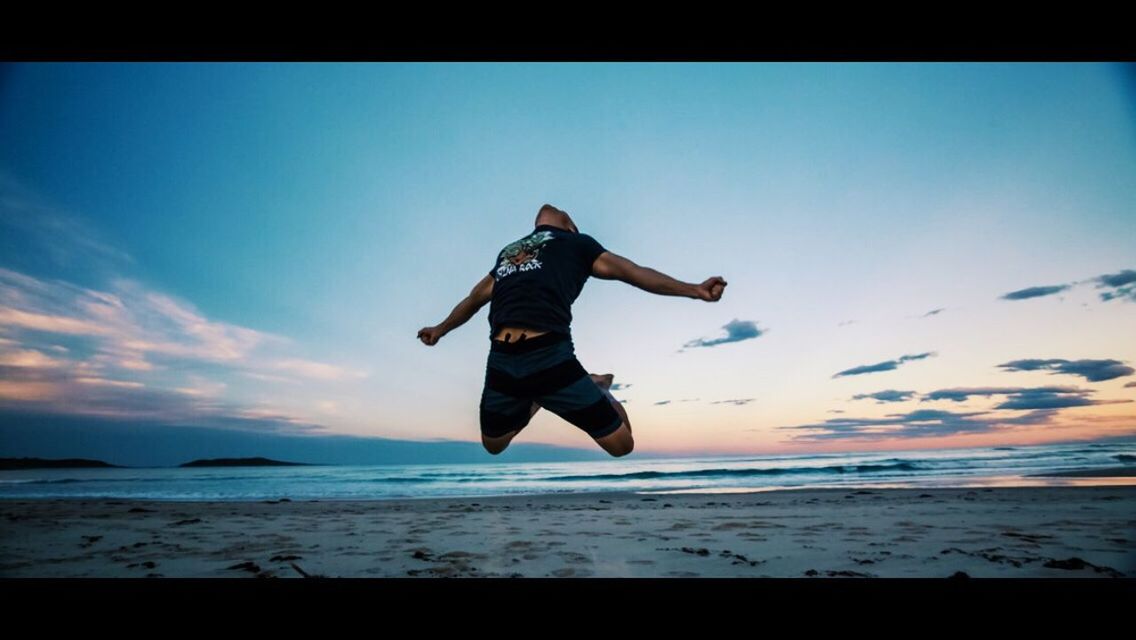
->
[2,485,1133,578]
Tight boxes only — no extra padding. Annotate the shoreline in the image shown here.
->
[4,468,1136,504]
[2,484,1133,578]
[1024,466,1136,478]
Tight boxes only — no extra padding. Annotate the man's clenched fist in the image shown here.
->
[694,276,728,302]
[417,326,445,346]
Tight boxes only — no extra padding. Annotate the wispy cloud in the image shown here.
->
[650,397,708,406]
[923,385,1085,402]
[680,318,764,350]
[922,308,945,317]
[0,269,367,431]
[268,358,367,382]
[1000,284,1071,300]
[0,173,135,274]
[1092,268,1136,302]
[919,385,1131,410]
[806,385,1133,439]
[993,392,1130,410]
[837,319,856,327]
[851,389,917,403]
[775,407,1059,442]
[999,268,1135,303]
[996,358,1134,382]
[0,268,366,380]
[832,352,936,378]
[174,374,228,398]
[0,357,328,434]
[710,398,755,406]
[0,246,366,433]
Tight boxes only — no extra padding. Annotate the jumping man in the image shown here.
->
[417,204,727,457]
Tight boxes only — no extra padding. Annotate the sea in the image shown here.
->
[1,440,1134,502]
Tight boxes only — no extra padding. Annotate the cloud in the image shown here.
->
[923,385,1083,402]
[175,374,228,398]
[268,357,368,382]
[0,359,327,435]
[993,393,1131,410]
[998,268,1135,304]
[710,398,755,406]
[681,318,764,350]
[832,352,936,378]
[0,268,365,380]
[920,385,1131,409]
[610,382,632,391]
[999,284,1071,300]
[0,265,367,433]
[837,320,857,327]
[925,386,1128,410]
[996,358,1134,382]
[241,371,299,384]
[851,389,917,403]
[0,173,135,275]
[652,397,714,405]
[1094,269,1136,288]
[922,308,945,317]
[805,386,1133,438]
[1126,381,1136,388]
[774,407,1060,442]
[1092,268,1136,302]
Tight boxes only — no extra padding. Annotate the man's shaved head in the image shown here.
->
[535,203,578,233]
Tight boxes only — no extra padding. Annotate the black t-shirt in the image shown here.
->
[487,224,607,339]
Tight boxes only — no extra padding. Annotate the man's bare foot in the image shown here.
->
[589,373,615,390]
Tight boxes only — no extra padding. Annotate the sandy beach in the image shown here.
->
[1,485,1133,578]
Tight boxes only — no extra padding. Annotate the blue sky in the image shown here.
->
[1,62,1134,465]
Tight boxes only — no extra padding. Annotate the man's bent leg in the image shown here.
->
[481,401,541,455]
[594,396,633,457]
[587,376,633,457]
[482,428,521,455]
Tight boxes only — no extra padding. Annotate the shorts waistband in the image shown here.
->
[490,330,571,354]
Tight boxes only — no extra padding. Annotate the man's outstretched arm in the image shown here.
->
[591,251,727,302]
[417,273,494,346]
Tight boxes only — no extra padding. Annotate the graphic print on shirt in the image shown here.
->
[494,230,554,280]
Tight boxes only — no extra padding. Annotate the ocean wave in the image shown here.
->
[547,461,925,482]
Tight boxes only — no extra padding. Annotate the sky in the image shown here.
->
[1,62,1134,465]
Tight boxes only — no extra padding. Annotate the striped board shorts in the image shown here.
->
[480,330,624,439]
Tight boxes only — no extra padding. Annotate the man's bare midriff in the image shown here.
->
[492,326,549,343]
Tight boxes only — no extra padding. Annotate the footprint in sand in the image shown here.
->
[711,521,750,531]
[550,567,595,577]
[438,550,488,561]
[556,551,592,565]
